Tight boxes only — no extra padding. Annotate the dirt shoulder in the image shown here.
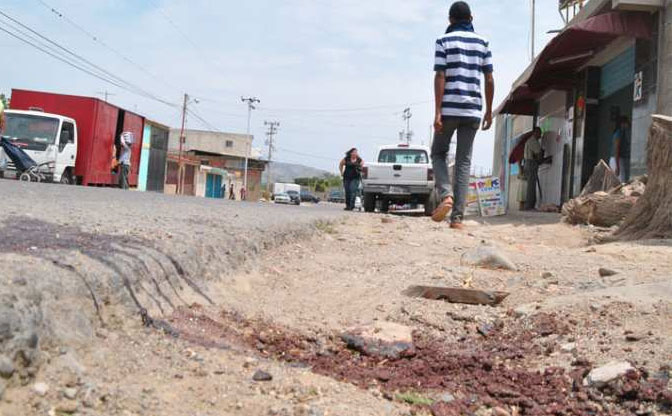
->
[1,197,671,415]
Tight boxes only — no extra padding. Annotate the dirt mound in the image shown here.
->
[167,305,671,416]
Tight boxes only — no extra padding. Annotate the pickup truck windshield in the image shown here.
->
[378,149,429,164]
[2,114,59,151]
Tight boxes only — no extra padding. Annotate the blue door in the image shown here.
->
[205,174,215,198]
[213,174,223,198]
[205,174,224,199]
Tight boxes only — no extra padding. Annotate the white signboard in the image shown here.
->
[466,177,506,217]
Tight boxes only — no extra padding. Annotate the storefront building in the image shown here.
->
[495,0,669,210]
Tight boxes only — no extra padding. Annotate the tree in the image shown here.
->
[0,93,8,109]
[612,115,672,240]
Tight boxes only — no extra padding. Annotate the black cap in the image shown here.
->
[449,1,472,21]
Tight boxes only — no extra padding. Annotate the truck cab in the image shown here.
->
[362,144,438,215]
[0,109,78,183]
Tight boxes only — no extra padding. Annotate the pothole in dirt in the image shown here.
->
[165,305,672,416]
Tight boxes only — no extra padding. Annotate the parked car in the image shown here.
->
[328,190,345,203]
[273,193,292,204]
[286,190,301,205]
[300,190,320,203]
[362,143,438,216]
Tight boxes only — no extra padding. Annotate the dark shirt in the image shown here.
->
[615,128,631,159]
[343,157,362,180]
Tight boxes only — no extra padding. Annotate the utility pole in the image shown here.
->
[96,91,115,102]
[402,108,413,144]
[530,0,536,61]
[264,121,280,195]
[241,96,260,198]
[177,93,188,195]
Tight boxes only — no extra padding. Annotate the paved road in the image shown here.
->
[0,179,345,363]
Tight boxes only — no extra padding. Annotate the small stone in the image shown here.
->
[55,400,78,414]
[541,271,554,279]
[561,343,577,353]
[514,304,539,318]
[477,323,494,337]
[11,276,27,286]
[493,407,511,416]
[599,268,618,277]
[461,246,518,271]
[0,355,14,379]
[625,332,646,342]
[584,361,635,387]
[439,393,455,403]
[308,407,324,416]
[381,217,394,224]
[63,388,78,400]
[33,382,49,397]
[243,357,257,368]
[252,370,273,382]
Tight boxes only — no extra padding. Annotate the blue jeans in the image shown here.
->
[431,117,479,222]
[344,178,359,209]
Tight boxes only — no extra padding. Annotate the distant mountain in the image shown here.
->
[262,162,335,184]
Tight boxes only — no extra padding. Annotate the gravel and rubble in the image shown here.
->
[1,180,672,415]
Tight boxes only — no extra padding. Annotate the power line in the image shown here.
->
[275,146,334,162]
[0,23,131,93]
[0,9,177,108]
[146,0,232,82]
[257,100,432,114]
[35,0,179,94]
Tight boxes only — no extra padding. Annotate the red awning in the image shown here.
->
[498,11,653,115]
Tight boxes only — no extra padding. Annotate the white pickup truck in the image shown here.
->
[362,144,438,215]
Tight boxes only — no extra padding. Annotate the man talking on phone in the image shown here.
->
[431,1,495,229]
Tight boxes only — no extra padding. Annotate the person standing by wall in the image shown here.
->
[610,116,630,183]
[118,132,133,190]
[431,1,495,229]
[339,148,364,211]
[523,127,543,211]
[229,183,236,200]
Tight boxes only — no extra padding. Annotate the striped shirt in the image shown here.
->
[434,30,493,119]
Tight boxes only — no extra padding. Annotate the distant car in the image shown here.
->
[300,190,320,203]
[286,190,302,205]
[273,193,292,204]
[328,190,345,203]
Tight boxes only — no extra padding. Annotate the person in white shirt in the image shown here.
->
[118,132,133,190]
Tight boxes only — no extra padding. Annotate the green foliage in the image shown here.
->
[0,94,8,109]
[295,174,342,192]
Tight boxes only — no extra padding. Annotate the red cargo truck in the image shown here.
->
[8,89,144,186]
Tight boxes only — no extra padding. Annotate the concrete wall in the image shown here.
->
[658,1,672,116]
[538,90,568,207]
[168,129,252,159]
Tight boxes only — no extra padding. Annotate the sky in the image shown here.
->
[0,0,566,174]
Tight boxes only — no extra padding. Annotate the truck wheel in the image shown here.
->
[60,169,73,185]
[363,193,375,212]
[424,190,439,217]
[380,199,390,213]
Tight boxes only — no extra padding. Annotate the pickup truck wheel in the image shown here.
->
[424,190,439,216]
[363,193,375,212]
[380,199,390,213]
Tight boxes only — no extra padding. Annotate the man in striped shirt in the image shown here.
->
[431,1,495,229]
